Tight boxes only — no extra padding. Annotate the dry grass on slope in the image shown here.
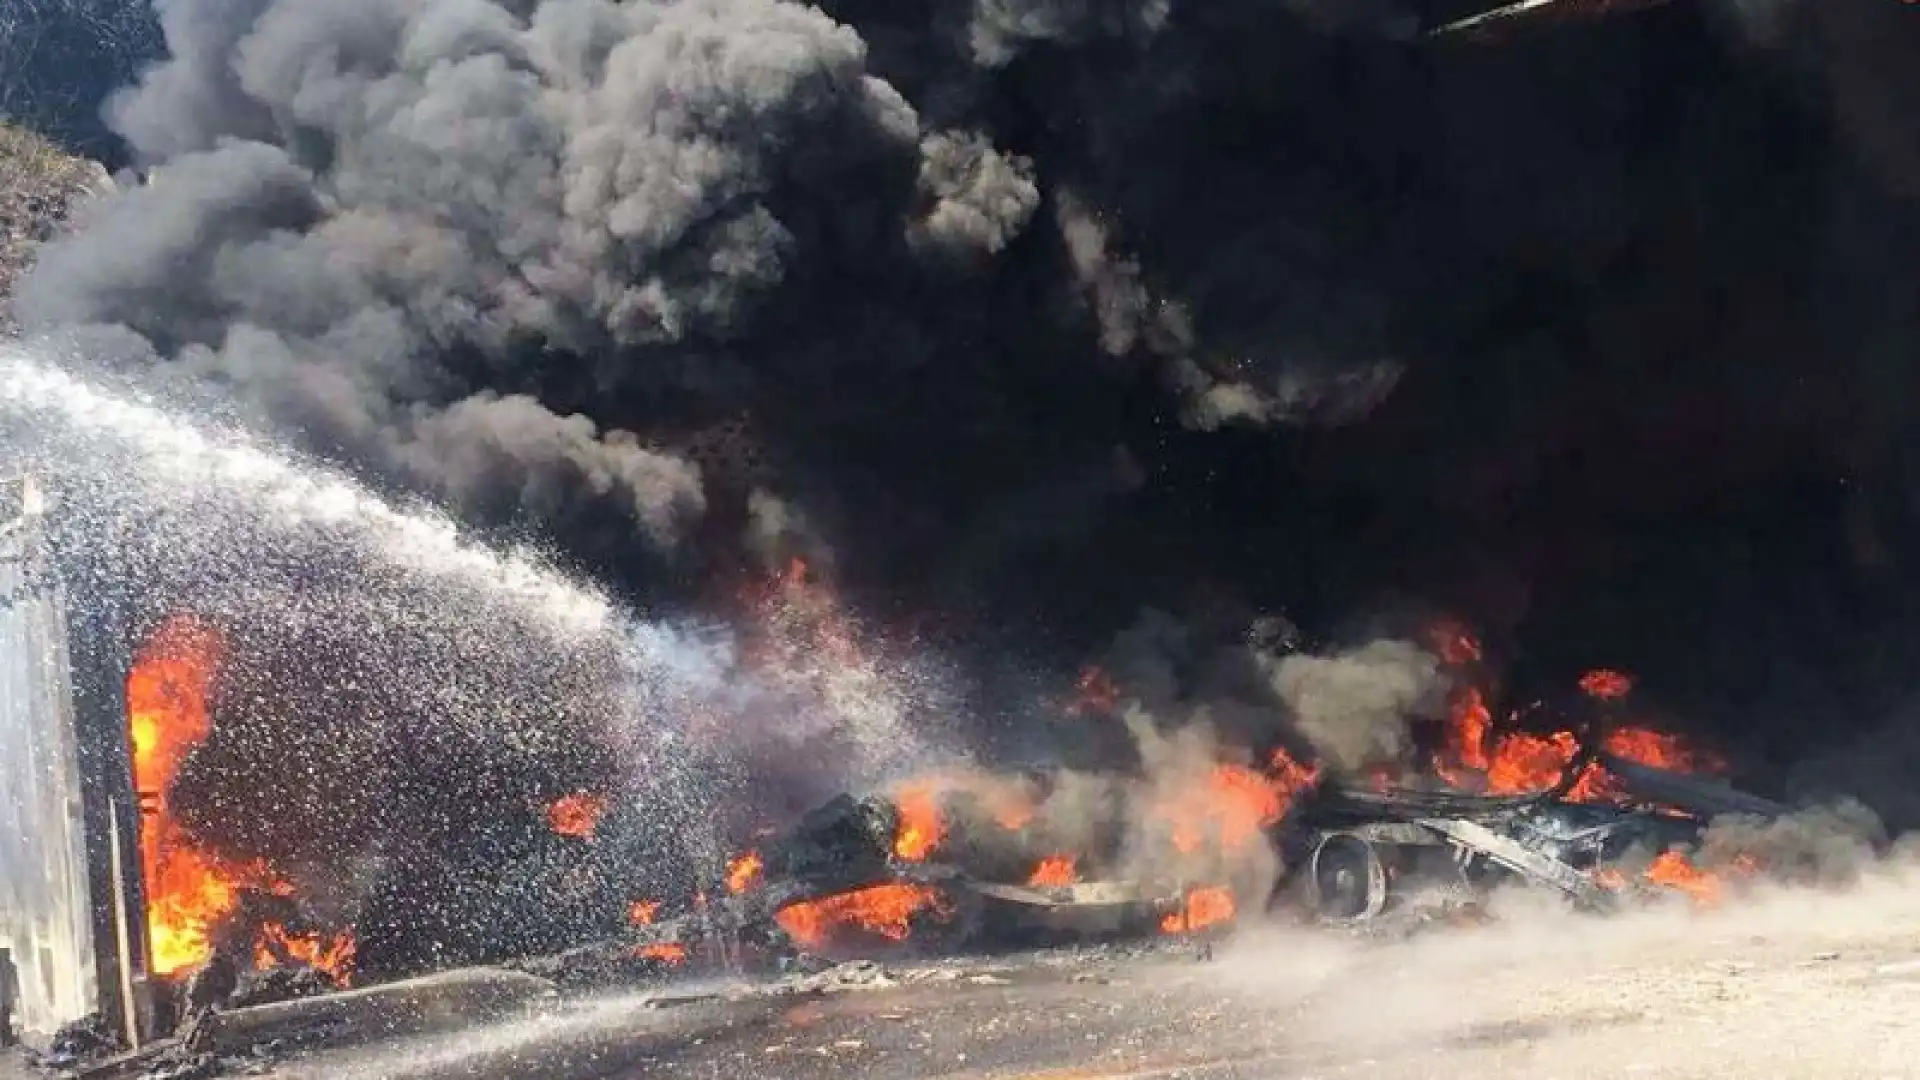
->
[0,119,111,333]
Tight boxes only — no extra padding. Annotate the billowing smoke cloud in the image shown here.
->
[399,392,705,547]
[1076,607,1446,776]
[910,130,1040,256]
[20,0,1044,561]
[18,0,1451,598]
[1264,639,1444,772]
[16,0,1920,716]
[1698,802,1887,886]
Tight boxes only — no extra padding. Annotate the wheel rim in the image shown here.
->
[1308,834,1385,920]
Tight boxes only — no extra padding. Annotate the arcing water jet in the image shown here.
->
[0,340,962,986]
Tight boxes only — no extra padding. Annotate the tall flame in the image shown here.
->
[127,616,233,976]
[126,615,354,985]
[892,781,946,861]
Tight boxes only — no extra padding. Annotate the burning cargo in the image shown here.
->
[607,702,1796,976]
[0,472,366,1065]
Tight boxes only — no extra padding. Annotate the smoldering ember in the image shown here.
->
[6,0,1920,1077]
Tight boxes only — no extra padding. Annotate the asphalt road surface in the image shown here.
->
[274,864,1920,1079]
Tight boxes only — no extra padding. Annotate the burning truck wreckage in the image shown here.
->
[0,0,1907,1071]
[13,566,1858,1080]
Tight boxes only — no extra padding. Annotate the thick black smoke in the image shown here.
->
[12,0,1920,967]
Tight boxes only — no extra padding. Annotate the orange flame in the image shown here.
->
[892,790,943,861]
[636,942,689,965]
[1589,845,1758,903]
[773,883,951,951]
[993,802,1036,831]
[1065,666,1120,716]
[1428,648,1718,801]
[1160,886,1236,934]
[1446,687,1493,775]
[1602,726,1710,773]
[889,773,1037,861]
[253,924,355,987]
[546,793,606,839]
[1161,765,1283,855]
[1596,850,1757,906]
[727,851,765,894]
[1270,747,1323,807]
[1152,753,1318,858]
[629,900,661,927]
[892,781,945,861]
[1026,855,1079,888]
[127,616,233,976]
[1643,849,1723,906]
[127,616,355,984]
[743,556,868,677]
[1579,669,1635,700]
[1484,730,1581,794]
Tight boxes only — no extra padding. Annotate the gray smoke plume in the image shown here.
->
[1264,639,1445,772]
[1699,801,1888,887]
[14,0,1486,611]
[16,0,1049,554]
[910,130,1040,257]
[1053,190,1402,431]
[743,486,832,571]
[1080,607,1446,775]
[967,0,1171,67]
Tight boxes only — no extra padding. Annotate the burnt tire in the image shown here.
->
[1305,833,1387,921]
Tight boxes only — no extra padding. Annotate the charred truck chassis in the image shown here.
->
[500,750,1802,1000]
[1279,754,1788,921]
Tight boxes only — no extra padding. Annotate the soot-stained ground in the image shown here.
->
[255,863,1920,1080]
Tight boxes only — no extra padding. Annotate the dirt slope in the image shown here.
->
[0,121,111,333]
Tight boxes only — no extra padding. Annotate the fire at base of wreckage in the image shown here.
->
[40,614,1804,1080]
[597,632,1793,982]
